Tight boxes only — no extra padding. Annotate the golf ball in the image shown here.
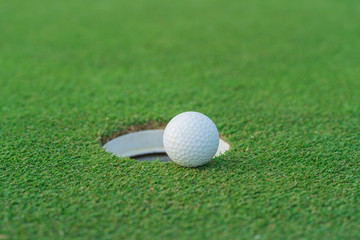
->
[163,111,219,167]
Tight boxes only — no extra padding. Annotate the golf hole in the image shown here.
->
[102,129,230,162]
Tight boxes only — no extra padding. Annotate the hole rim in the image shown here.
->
[102,129,230,162]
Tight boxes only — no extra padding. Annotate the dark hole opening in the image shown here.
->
[130,152,172,162]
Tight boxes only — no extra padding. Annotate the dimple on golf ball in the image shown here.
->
[163,111,219,167]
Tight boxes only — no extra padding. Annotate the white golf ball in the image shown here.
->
[163,111,219,167]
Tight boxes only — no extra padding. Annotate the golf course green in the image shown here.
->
[1,0,359,239]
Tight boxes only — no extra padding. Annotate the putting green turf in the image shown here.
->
[1,0,360,239]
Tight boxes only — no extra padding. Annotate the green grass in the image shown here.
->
[1,0,360,239]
